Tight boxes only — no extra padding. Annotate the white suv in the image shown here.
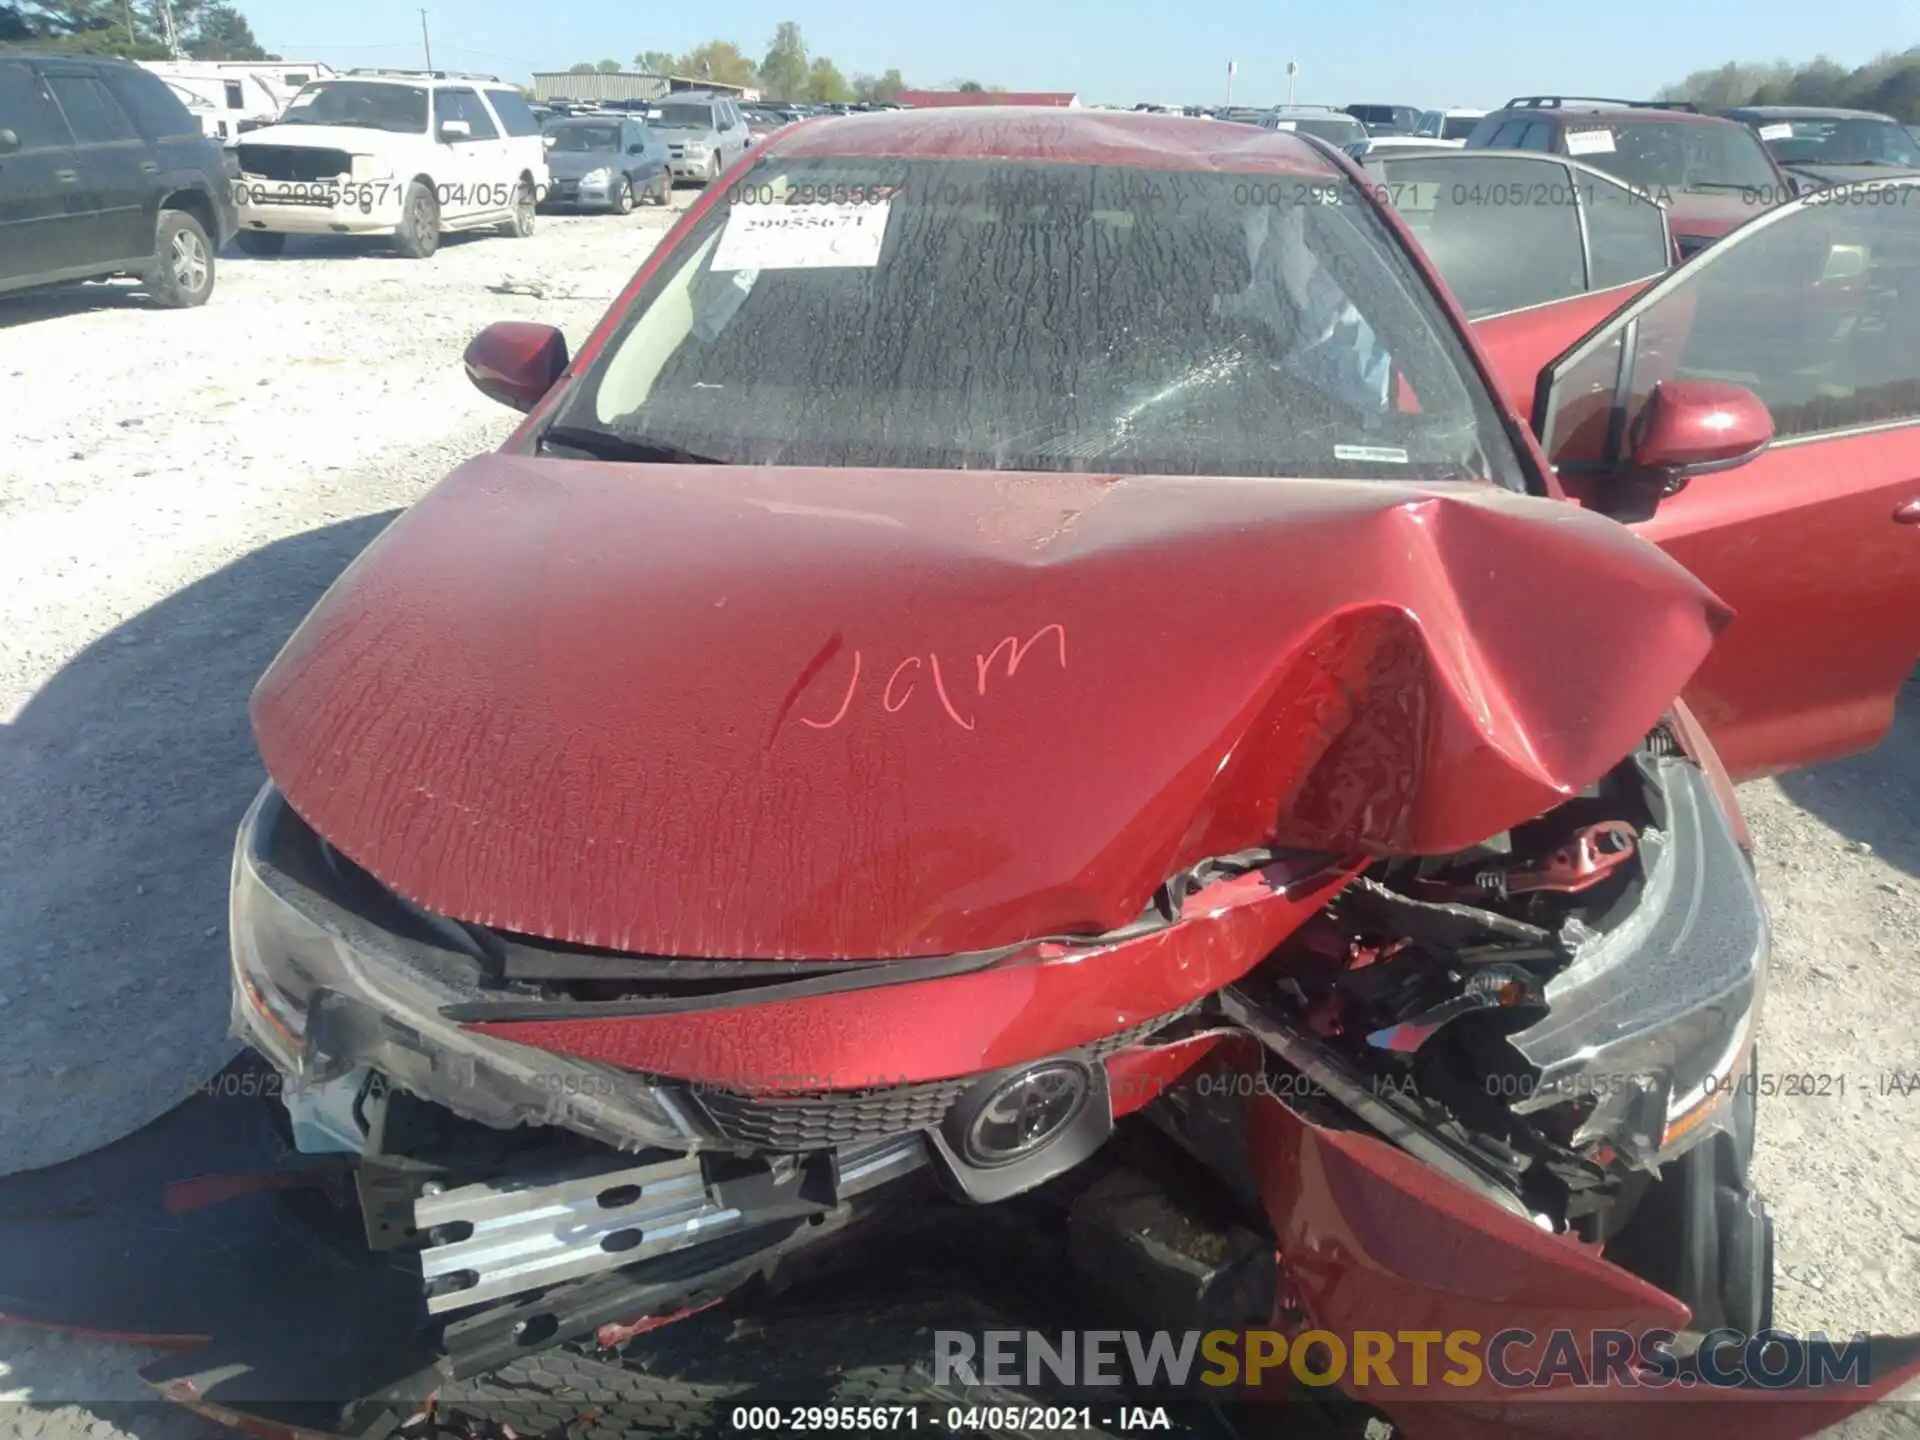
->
[230,70,549,258]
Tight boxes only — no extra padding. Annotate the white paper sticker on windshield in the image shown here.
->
[711,201,891,271]
[1274,119,1297,130]
[1757,123,1795,141]
[1565,128,1616,155]
[1335,444,1408,464]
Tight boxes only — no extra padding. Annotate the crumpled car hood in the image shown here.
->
[251,457,1728,959]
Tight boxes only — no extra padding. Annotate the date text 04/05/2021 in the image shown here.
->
[725,1405,1174,1432]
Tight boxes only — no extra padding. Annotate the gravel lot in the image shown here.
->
[1,192,1915,1437]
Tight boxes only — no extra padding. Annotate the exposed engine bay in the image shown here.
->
[1226,728,1764,1243]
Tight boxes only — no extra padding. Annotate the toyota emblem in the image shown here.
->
[963,1062,1091,1166]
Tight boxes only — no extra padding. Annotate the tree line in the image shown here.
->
[567,22,1000,103]
[1660,45,1920,120]
[2,0,272,58]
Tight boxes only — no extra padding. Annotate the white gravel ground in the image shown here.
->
[0,192,1915,1437]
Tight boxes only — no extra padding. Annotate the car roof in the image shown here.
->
[760,107,1344,176]
[8,52,138,70]
[1724,105,1895,122]
[1271,105,1358,117]
[1486,102,1731,127]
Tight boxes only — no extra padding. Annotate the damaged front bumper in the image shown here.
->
[230,783,1313,1321]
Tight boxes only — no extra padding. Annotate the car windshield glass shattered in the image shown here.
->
[1573,120,1780,192]
[548,123,622,151]
[653,104,717,129]
[1762,117,1920,167]
[553,158,1525,485]
[278,81,429,133]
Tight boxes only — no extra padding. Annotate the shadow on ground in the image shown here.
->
[0,512,400,1178]
[1774,671,1920,879]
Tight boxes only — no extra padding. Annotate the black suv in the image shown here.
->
[0,54,238,307]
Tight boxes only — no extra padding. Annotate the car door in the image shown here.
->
[715,102,744,166]
[1525,177,1920,778]
[0,59,84,288]
[1368,151,1672,413]
[481,87,546,193]
[432,87,493,217]
[40,65,150,267]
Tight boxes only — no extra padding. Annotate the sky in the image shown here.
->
[241,0,1919,107]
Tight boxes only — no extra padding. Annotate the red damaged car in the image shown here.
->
[223,110,1920,1433]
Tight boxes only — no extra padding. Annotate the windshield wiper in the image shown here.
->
[1682,180,1763,192]
[539,424,722,464]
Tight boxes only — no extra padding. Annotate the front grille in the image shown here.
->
[237,144,350,182]
[685,1004,1201,1151]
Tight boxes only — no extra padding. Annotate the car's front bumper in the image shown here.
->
[231,180,406,235]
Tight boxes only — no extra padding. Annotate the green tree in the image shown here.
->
[1660,46,1920,121]
[187,1,273,60]
[806,55,850,102]
[567,61,596,73]
[759,20,807,100]
[852,67,904,102]
[634,48,676,73]
[955,79,984,92]
[596,57,620,72]
[678,38,758,89]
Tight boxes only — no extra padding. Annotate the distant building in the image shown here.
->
[531,71,757,103]
[895,89,1079,108]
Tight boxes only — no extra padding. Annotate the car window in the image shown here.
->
[1441,115,1482,141]
[654,102,717,129]
[1517,121,1554,150]
[223,80,244,108]
[0,61,75,149]
[553,157,1530,489]
[1571,120,1778,194]
[280,80,428,133]
[100,65,200,138]
[1368,155,1588,317]
[1582,172,1671,287]
[1542,178,1920,462]
[1761,117,1920,168]
[548,122,620,152]
[44,73,137,144]
[438,87,498,141]
[1483,120,1530,148]
[485,88,542,137]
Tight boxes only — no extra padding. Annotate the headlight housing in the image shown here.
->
[581,166,610,185]
[228,784,698,1151]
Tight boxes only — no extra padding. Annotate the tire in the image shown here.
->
[654,171,673,205]
[611,175,634,215]
[147,209,215,308]
[704,154,719,185]
[505,175,536,236]
[234,229,286,257]
[434,1300,1134,1439]
[393,180,440,258]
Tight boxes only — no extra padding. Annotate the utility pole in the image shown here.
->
[1225,58,1235,107]
[154,0,185,59]
[1286,59,1298,106]
[419,9,433,72]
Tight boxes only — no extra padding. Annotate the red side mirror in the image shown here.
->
[463,322,568,412]
[1627,378,1773,494]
